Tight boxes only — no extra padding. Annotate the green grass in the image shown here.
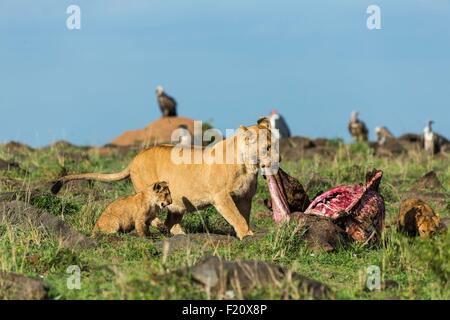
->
[0,142,449,299]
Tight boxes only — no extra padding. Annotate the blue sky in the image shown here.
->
[1,0,449,147]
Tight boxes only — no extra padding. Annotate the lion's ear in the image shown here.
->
[257,117,271,129]
[239,125,249,132]
[238,125,250,139]
[238,125,256,144]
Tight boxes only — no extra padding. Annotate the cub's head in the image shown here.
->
[417,211,440,239]
[151,181,172,208]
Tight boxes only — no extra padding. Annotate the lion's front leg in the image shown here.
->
[234,197,253,227]
[214,193,253,240]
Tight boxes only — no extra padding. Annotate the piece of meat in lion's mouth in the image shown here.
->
[265,171,291,224]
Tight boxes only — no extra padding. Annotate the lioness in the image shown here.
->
[398,198,441,238]
[93,181,172,237]
[52,118,276,240]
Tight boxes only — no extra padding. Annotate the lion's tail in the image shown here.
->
[51,165,131,194]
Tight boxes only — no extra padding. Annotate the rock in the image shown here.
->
[441,144,450,154]
[364,279,400,292]
[0,271,48,300]
[0,177,24,189]
[381,279,400,291]
[0,179,70,202]
[0,158,26,173]
[1,142,34,162]
[280,136,315,150]
[375,138,405,157]
[406,191,448,209]
[0,174,98,203]
[51,140,77,149]
[413,171,445,192]
[54,179,95,195]
[304,146,336,159]
[187,256,331,299]
[44,140,91,151]
[95,144,138,157]
[0,190,44,203]
[313,138,336,147]
[279,136,338,161]
[440,217,450,227]
[0,201,96,250]
[1,141,34,153]
[279,136,315,161]
[58,151,91,163]
[110,116,197,147]
[437,217,450,234]
[407,171,448,208]
[291,213,348,252]
[398,133,422,144]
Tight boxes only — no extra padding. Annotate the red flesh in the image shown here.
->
[305,170,385,242]
[305,185,364,219]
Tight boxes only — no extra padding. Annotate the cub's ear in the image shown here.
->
[159,181,169,189]
[257,117,271,129]
[153,182,163,192]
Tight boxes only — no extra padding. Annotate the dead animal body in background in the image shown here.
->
[266,168,385,244]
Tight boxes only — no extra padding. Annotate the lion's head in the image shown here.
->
[236,117,280,174]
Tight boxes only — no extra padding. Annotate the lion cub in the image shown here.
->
[398,198,441,238]
[93,182,172,237]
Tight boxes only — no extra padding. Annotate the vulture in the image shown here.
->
[423,120,449,155]
[348,111,369,142]
[268,109,291,139]
[156,85,177,117]
[375,126,394,145]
